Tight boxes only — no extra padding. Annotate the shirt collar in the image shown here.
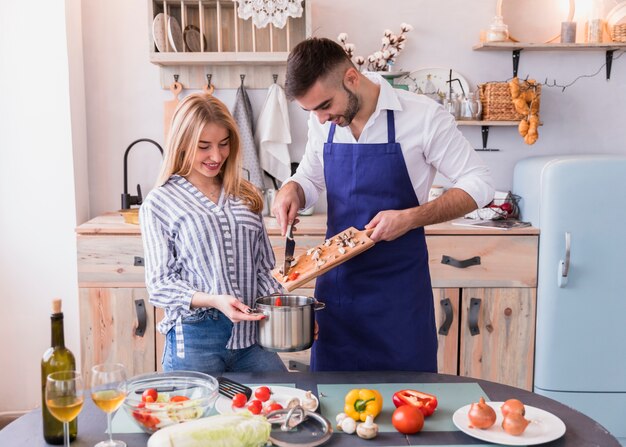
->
[362,72,403,128]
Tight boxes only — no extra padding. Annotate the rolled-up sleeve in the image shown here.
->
[423,107,495,208]
[140,200,196,311]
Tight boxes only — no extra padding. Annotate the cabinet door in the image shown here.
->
[433,288,460,375]
[79,288,157,384]
[459,288,536,390]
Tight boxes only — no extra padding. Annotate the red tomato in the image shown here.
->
[274,297,283,307]
[142,388,158,403]
[392,405,424,434]
[247,399,263,415]
[287,272,300,281]
[254,386,272,402]
[263,402,283,415]
[170,395,190,403]
[231,392,248,408]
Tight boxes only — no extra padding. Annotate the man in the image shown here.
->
[272,37,494,372]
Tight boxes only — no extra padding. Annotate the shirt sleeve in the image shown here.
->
[284,114,327,210]
[139,198,196,311]
[422,106,495,208]
[255,219,285,296]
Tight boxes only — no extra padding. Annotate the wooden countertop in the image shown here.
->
[76,212,539,236]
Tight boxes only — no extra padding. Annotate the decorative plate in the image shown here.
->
[183,25,206,52]
[215,386,318,415]
[152,13,167,52]
[398,67,471,99]
[452,401,566,446]
[167,16,184,52]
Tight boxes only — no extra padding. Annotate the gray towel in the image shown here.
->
[233,84,264,189]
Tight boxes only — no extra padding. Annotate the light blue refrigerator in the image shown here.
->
[514,155,626,442]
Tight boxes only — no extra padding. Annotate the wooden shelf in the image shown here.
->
[150,52,289,66]
[457,120,520,126]
[473,42,626,51]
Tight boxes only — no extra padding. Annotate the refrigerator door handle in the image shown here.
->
[557,232,571,288]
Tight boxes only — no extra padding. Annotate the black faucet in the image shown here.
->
[121,138,164,210]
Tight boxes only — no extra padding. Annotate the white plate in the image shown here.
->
[168,16,184,52]
[452,401,566,446]
[215,385,318,415]
[152,13,167,52]
[399,68,471,99]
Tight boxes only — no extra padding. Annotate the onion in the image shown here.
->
[467,397,496,429]
[501,399,525,418]
[502,412,530,435]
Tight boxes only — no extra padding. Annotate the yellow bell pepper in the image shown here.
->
[344,388,383,422]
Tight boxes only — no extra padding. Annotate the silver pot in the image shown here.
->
[254,295,325,352]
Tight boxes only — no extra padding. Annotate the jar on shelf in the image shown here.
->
[586,0,606,43]
[486,15,509,42]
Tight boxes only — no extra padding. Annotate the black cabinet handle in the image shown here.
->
[134,256,145,267]
[134,299,147,337]
[438,298,454,336]
[441,255,481,268]
[468,298,481,336]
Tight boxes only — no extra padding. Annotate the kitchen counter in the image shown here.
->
[1,371,618,446]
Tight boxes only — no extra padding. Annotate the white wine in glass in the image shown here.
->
[46,371,84,447]
[91,363,127,447]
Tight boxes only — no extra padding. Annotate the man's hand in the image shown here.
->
[365,209,414,242]
[271,182,305,236]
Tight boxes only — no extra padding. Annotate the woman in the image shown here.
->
[140,93,286,374]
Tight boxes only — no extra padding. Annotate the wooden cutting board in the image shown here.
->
[273,227,375,292]
[164,81,183,141]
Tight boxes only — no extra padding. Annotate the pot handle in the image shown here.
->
[313,300,325,311]
[247,308,269,319]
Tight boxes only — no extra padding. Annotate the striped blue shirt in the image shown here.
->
[140,175,283,357]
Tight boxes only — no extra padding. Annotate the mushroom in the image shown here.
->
[285,397,301,409]
[301,391,318,411]
[356,415,379,439]
[339,416,356,434]
[335,412,348,425]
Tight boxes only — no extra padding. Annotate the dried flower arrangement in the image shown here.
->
[337,23,413,72]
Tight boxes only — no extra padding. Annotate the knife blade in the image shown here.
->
[283,223,295,276]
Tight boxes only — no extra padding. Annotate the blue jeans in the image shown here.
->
[162,309,286,374]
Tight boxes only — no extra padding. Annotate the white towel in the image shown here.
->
[233,85,265,189]
[255,83,292,183]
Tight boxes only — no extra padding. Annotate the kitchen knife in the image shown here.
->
[283,223,295,276]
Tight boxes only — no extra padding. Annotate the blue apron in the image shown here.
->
[311,110,437,372]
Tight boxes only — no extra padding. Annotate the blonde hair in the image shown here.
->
[156,93,263,213]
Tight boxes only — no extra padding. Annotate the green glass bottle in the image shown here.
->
[41,299,78,444]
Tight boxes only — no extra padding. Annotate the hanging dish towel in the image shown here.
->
[255,83,292,182]
[233,84,264,189]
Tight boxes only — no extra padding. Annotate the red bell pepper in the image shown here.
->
[392,389,438,417]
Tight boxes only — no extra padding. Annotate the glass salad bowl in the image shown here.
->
[122,371,219,434]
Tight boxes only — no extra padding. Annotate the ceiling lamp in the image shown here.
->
[237,0,304,29]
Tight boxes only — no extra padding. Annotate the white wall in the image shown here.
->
[0,0,85,413]
[1,0,625,413]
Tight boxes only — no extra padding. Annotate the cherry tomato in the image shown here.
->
[392,405,424,434]
[263,402,283,415]
[274,297,283,307]
[287,271,300,281]
[231,392,248,408]
[170,395,190,403]
[142,388,158,403]
[254,386,272,402]
[247,399,263,415]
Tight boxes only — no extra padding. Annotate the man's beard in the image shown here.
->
[336,82,360,126]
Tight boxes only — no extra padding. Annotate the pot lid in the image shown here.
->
[267,406,333,447]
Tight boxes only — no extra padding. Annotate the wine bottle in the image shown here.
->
[41,298,78,444]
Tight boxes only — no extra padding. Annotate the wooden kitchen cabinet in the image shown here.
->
[428,225,539,391]
[76,214,538,387]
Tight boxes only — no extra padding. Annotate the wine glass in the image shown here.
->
[46,371,84,447]
[91,363,128,447]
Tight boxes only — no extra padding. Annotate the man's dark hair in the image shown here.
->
[285,37,355,100]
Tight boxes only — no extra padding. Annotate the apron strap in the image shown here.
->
[327,123,337,143]
[386,110,396,143]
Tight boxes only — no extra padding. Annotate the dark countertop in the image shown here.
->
[1,371,617,446]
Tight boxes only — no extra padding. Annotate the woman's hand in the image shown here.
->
[192,293,264,323]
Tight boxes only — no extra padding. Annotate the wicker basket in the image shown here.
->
[479,81,541,121]
[612,23,626,42]
[479,82,524,121]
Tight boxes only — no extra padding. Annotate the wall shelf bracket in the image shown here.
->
[475,125,500,152]
[512,49,522,77]
[606,50,615,80]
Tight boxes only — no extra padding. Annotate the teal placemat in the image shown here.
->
[317,382,488,432]
[112,383,295,434]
